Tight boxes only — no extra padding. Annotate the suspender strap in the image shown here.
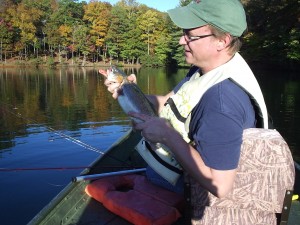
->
[279,190,293,225]
[144,141,183,175]
[184,175,192,225]
[165,98,186,123]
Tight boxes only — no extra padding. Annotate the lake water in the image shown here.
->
[0,65,299,225]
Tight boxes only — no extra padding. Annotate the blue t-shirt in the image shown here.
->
[174,68,255,170]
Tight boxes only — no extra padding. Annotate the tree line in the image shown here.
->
[0,0,299,68]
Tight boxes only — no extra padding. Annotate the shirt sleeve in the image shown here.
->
[192,110,243,170]
[189,80,255,170]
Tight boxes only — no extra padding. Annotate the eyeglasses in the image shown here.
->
[182,30,214,43]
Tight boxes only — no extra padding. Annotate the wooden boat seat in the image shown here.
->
[85,174,185,225]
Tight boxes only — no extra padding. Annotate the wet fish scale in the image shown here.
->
[107,66,156,123]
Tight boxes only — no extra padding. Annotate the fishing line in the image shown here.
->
[0,166,92,172]
[44,181,67,187]
[3,105,104,155]
[0,166,138,172]
[0,102,134,168]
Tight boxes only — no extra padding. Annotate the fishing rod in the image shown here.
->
[0,102,134,168]
[72,168,147,182]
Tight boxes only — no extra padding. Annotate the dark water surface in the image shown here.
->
[0,66,299,225]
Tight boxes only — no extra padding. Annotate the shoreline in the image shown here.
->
[0,59,142,69]
[0,59,299,72]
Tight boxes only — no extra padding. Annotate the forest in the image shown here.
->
[0,0,299,68]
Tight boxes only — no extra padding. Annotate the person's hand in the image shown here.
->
[99,69,137,99]
[128,111,174,145]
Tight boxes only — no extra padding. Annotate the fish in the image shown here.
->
[100,66,182,184]
[100,65,157,123]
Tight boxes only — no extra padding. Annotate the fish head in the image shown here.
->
[107,65,128,84]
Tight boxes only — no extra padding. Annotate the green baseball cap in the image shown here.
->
[167,0,247,37]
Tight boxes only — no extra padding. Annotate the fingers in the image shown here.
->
[107,83,121,99]
[100,68,137,100]
[134,118,147,138]
[127,74,137,84]
[128,112,150,123]
[104,79,121,97]
[128,112,156,136]
[112,89,119,99]
[104,79,118,87]
[129,113,162,143]
[107,83,120,92]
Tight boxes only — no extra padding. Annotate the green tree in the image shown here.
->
[121,24,144,64]
[0,19,14,62]
[52,0,84,26]
[115,0,145,64]
[243,0,300,64]
[286,28,300,61]
[106,5,128,62]
[154,33,172,66]
[165,14,186,67]
[72,24,90,65]
[137,10,160,55]
[166,0,192,67]
[45,0,85,63]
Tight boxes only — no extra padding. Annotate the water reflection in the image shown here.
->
[279,80,300,159]
[1,66,300,158]
[0,67,125,151]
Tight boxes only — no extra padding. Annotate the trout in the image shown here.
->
[100,66,157,123]
[100,66,182,184]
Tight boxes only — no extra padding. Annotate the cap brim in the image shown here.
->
[167,6,207,29]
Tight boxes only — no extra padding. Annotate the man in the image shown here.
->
[102,0,268,198]
[101,1,298,224]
